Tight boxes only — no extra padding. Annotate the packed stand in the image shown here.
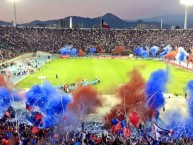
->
[1,26,193,61]
[1,121,193,144]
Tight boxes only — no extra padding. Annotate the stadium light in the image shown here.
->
[181,0,193,29]
[8,0,21,27]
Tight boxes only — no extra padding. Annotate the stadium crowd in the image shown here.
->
[1,121,193,145]
[1,26,193,144]
[1,26,193,62]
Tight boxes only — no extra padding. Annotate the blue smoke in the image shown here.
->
[134,47,149,58]
[146,69,168,110]
[43,115,55,128]
[134,46,142,56]
[166,110,185,139]
[187,80,193,118]
[176,47,189,62]
[142,49,149,58]
[159,45,172,57]
[150,46,159,57]
[60,48,71,55]
[166,110,193,139]
[60,45,73,55]
[25,85,49,110]
[89,48,96,54]
[71,48,78,56]
[164,80,193,139]
[25,82,72,128]
[0,87,22,114]
[0,87,11,113]
[11,90,22,102]
[46,94,71,115]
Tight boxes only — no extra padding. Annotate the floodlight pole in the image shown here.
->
[161,18,163,29]
[13,0,17,27]
[184,4,188,29]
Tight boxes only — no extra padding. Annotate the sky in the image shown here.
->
[0,0,193,24]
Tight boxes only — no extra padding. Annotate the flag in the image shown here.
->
[143,132,154,143]
[123,127,131,137]
[112,122,122,133]
[153,123,173,141]
[102,19,110,29]
[34,112,43,120]
[32,126,39,133]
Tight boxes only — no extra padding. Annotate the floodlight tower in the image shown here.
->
[8,0,20,27]
[181,0,193,29]
[13,0,17,27]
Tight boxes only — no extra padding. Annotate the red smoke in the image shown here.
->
[96,45,105,53]
[188,53,193,64]
[104,104,125,129]
[118,69,146,106]
[104,69,155,127]
[113,45,126,55]
[187,48,193,64]
[69,85,102,115]
[165,48,178,60]
[78,49,85,57]
[0,75,7,88]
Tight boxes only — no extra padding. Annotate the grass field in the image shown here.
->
[16,58,193,95]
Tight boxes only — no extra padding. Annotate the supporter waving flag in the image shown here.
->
[123,127,131,137]
[143,132,154,144]
[102,19,110,29]
[153,123,173,141]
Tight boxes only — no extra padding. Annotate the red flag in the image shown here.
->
[112,122,122,133]
[102,19,110,29]
[35,113,42,120]
[123,128,131,137]
[32,126,39,133]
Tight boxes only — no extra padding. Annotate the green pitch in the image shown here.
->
[16,58,193,95]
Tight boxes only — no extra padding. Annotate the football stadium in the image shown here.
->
[1,0,193,144]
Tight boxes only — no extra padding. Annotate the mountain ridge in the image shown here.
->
[140,13,193,28]
[0,13,170,29]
